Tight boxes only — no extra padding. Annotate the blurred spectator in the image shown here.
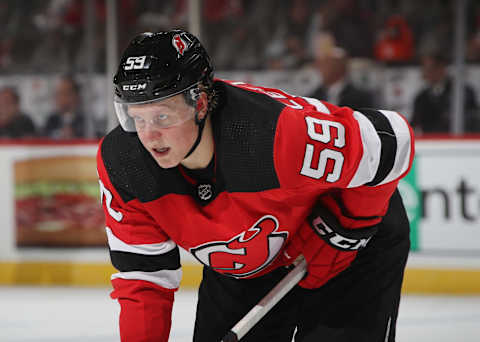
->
[31,0,136,73]
[308,45,374,109]
[410,52,479,134]
[415,1,452,61]
[44,76,89,139]
[374,14,414,63]
[0,87,36,138]
[282,0,313,67]
[319,0,375,58]
[0,1,46,73]
[467,2,480,61]
[136,0,187,33]
[226,1,274,69]
[201,0,247,69]
[264,0,313,69]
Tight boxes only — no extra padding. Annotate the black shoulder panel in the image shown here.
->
[100,126,190,203]
[213,82,284,192]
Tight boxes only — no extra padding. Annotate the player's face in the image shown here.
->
[128,94,199,169]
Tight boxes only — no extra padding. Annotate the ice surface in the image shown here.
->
[0,286,478,341]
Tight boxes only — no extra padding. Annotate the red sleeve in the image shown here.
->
[111,279,175,342]
[274,104,414,228]
[274,105,365,190]
[97,138,180,342]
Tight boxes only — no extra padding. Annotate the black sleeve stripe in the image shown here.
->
[109,245,181,272]
[358,108,398,186]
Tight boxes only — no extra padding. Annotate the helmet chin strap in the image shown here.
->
[183,110,207,159]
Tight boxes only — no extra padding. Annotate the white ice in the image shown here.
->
[0,286,479,341]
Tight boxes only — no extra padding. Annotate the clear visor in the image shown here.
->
[114,100,196,132]
[114,85,200,132]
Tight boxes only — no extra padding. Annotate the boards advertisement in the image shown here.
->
[14,156,105,247]
[402,141,480,254]
[0,140,478,291]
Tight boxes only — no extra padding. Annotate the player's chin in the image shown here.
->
[152,154,181,169]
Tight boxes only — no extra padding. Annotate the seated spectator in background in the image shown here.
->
[374,14,414,63]
[0,87,36,138]
[308,46,373,108]
[201,0,246,69]
[411,52,479,134]
[320,0,375,59]
[44,76,88,139]
[264,0,312,70]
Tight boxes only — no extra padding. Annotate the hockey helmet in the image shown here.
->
[113,30,214,132]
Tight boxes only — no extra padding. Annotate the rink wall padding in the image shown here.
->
[1,139,480,294]
[0,262,202,288]
[1,262,480,294]
[402,268,480,294]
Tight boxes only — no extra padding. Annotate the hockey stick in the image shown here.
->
[221,258,307,342]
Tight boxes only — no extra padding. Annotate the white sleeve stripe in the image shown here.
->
[348,111,382,188]
[111,268,182,289]
[106,227,177,255]
[378,110,412,185]
[301,96,331,114]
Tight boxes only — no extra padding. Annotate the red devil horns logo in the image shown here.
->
[190,215,288,278]
[172,34,188,56]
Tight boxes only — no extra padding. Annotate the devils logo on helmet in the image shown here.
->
[190,215,288,278]
[172,33,188,56]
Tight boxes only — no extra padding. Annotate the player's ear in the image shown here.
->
[196,92,208,120]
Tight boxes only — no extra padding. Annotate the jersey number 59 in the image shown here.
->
[300,117,345,183]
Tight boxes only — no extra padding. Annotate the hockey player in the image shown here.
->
[97,30,414,342]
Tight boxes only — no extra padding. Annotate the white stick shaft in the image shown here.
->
[230,259,307,340]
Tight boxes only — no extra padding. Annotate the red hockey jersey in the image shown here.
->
[97,80,414,341]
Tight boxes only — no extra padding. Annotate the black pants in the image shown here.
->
[193,190,410,342]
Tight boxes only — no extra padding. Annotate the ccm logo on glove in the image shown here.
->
[308,205,378,252]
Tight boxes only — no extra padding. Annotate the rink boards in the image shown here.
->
[0,139,478,293]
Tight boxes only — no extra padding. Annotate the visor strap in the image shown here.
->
[184,111,207,159]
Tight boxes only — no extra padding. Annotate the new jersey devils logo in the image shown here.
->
[172,34,188,56]
[190,215,288,278]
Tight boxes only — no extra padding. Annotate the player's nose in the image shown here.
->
[141,123,162,140]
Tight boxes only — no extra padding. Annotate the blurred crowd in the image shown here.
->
[0,75,105,140]
[2,0,480,72]
[0,0,479,139]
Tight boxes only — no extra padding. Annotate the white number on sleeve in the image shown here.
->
[300,117,345,182]
[99,179,123,222]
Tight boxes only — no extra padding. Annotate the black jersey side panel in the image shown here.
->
[213,82,285,192]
